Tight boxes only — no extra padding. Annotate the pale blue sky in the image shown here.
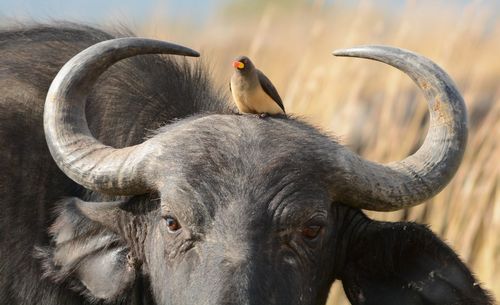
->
[0,0,496,27]
[0,0,217,25]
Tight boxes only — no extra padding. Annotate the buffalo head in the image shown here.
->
[39,38,490,305]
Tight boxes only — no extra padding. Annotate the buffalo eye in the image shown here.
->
[165,216,181,233]
[301,225,322,240]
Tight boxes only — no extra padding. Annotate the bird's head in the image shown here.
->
[232,56,254,71]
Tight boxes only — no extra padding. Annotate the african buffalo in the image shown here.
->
[0,24,493,305]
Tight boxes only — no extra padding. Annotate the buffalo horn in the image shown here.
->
[331,45,467,211]
[44,38,199,195]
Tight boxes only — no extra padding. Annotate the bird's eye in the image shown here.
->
[301,225,322,240]
[165,216,181,233]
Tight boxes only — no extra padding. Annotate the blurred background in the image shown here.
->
[1,0,498,303]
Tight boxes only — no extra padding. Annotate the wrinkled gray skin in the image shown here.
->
[0,24,493,305]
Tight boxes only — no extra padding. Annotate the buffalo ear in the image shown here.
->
[37,197,136,301]
[339,221,493,305]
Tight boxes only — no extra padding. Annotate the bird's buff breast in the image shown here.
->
[231,83,284,115]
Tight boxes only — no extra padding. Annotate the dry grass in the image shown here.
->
[137,0,498,302]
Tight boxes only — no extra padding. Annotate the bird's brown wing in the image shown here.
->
[256,69,285,113]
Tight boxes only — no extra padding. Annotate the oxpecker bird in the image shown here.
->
[230,56,285,116]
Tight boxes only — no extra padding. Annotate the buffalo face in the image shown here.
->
[145,116,340,305]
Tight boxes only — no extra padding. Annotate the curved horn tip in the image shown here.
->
[183,49,200,57]
[159,41,200,57]
[332,48,354,57]
[332,45,399,57]
[151,39,200,57]
[114,37,201,57]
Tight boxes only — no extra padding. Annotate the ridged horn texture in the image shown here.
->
[332,45,467,211]
[44,38,200,195]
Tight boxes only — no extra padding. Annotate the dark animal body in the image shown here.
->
[0,23,493,305]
